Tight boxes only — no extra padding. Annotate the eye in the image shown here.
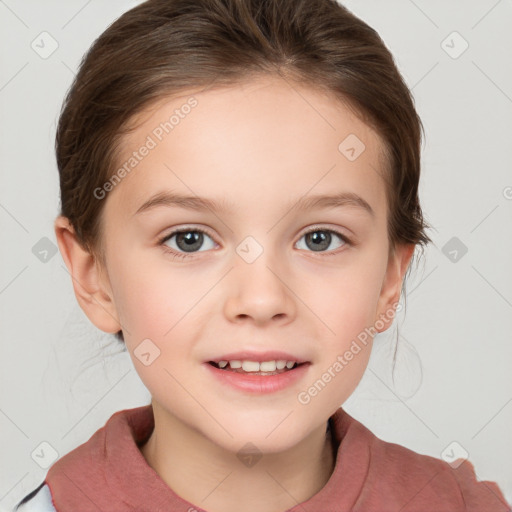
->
[295,227,351,255]
[158,225,352,261]
[158,227,217,260]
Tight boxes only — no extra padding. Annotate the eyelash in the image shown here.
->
[157,226,353,261]
[158,227,214,261]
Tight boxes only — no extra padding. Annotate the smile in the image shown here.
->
[204,360,311,394]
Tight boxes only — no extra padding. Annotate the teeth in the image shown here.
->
[259,361,276,372]
[217,360,298,372]
[242,361,260,372]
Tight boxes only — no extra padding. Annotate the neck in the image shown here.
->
[140,403,336,512]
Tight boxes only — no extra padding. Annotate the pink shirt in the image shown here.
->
[37,404,509,511]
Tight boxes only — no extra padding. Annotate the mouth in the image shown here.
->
[204,353,312,394]
[207,359,308,376]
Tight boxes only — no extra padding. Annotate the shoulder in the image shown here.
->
[14,482,56,512]
[338,411,511,511]
[367,431,510,511]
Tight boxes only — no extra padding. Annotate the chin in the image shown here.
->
[205,413,315,455]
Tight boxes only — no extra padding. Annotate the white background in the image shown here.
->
[1,0,511,510]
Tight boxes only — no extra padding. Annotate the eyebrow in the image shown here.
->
[133,190,375,218]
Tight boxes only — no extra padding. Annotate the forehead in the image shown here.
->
[107,75,388,220]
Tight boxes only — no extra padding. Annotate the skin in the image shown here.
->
[55,74,415,512]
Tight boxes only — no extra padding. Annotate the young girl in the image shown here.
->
[14,0,509,511]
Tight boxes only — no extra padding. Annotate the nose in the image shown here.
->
[223,254,296,326]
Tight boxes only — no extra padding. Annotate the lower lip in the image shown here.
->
[203,362,311,394]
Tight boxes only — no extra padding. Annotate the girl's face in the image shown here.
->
[96,75,411,453]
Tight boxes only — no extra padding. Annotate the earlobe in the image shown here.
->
[374,243,416,333]
[54,216,122,334]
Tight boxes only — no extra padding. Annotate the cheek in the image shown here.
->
[300,288,376,411]
[109,257,192,335]
[110,273,168,338]
[113,267,197,395]
[111,259,217,370]
[303,261,384,339]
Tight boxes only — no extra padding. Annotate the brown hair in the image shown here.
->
[55,0,432,344]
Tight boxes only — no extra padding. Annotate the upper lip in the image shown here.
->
[206,350,310,364]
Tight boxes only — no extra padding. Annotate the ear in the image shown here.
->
[374,243,416,333]
[54,216,121,334]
